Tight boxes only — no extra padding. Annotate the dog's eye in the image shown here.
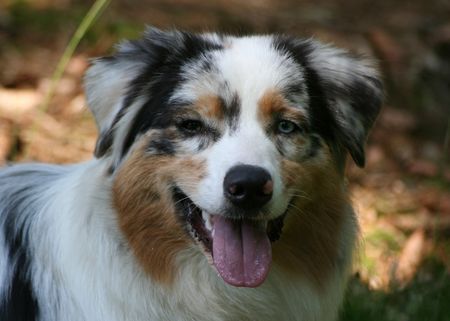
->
[276,120,299,134]
[178,119,204,134]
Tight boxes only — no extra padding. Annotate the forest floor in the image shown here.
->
[0,1,449,320]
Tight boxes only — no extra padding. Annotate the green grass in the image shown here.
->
[5,1,141,47]
[8,1,84,35]
[40,0,110,112]
[365,228,403,252]
[340,258,450,321]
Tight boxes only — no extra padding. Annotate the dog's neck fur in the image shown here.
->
[16,159,354,321]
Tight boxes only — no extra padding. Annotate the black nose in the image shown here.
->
[223,165,273,210]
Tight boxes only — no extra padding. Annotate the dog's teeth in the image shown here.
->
[202,211,213,232]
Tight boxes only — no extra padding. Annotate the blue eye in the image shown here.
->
[277,120,298,134]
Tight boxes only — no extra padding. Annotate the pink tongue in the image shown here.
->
[212,216,272,287]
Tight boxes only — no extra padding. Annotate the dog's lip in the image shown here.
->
[171,186,287,250]
[172,187,214,253]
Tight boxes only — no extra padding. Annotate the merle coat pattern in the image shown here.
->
[0,28,382,321]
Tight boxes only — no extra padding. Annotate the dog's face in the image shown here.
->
[85,29,382,288]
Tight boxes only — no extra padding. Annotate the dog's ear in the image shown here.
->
[85,42,150,158]
[85,27,182,159]
[307,41,383,167]
[85,55,144,157]
[279,39,383,167]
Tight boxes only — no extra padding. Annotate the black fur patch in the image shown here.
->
[95,127,114,157]
[147,135,175,156]
[224,94,241,133]
[0,247,38,321]
[1,191,39,321]
[282,80,307,104]
[196,128,221,151]
[307,134,322,159]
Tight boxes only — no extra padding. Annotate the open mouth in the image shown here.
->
[172,187,286,288]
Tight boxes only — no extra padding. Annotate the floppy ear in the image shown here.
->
[85,59,145,157]
[84,27,182,158]
[307,41,383,167]
[85,49,146,157]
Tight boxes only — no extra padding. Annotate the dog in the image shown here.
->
[0,27,382,321]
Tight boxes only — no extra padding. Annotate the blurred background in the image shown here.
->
[0,0,449,320]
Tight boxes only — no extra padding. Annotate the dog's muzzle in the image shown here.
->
[172,165,287,288]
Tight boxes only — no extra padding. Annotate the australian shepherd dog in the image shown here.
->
[0,28,382,321]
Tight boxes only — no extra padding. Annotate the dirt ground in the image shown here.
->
[0,1,449,320]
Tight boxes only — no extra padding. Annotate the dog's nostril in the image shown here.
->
[223,165,273,210]
[228,183,246,198]
[262,180,273,196]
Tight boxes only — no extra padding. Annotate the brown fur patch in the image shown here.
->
[273,148,352,290]
[113,136,206,285]
[195,95,224,120]
[258,89,286,117]
[258,89,306,124]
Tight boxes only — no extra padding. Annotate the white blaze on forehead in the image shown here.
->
[215,36,305,101]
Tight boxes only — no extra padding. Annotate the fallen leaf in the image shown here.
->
[393,229,427,288]
[0,88,42,120]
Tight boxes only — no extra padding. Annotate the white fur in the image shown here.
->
[307,42,379,89]
[85,58,145,132]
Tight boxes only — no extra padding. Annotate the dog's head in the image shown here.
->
[85,28,382,288]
